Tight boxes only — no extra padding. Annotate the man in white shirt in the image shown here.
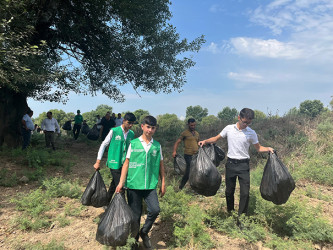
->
[41,111,60,150]
[199,108,274,216]
[21,109,34,149]
[115,113,124,127]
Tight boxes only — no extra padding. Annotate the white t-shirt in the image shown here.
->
[41,118,60,133]
[126,136,163,160]
[220,124,259,159]
[22,114,34,130]
[115,118,123,127]
[96,126,130,160]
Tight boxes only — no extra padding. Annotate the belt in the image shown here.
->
[45,131,54,133]
[227,158,250,164]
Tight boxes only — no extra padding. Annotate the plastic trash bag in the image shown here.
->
[260,152,295,205]
[202,144,225,167]
[62,121,72,131]
[189,146,222,196]
[87,124,99,140]
[81,170,108,207]
[174,154,186,175]
[96,193,139,246]
[81,124,90,135]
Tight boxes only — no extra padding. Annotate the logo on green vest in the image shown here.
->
[152,149,157,157]
[115,135,121,140]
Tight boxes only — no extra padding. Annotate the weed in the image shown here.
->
[0,168,18,187]
[56,214,71,227]
[15,239,65,250]
[42,177,82,199]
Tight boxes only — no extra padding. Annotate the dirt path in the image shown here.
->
[1,140,333,249]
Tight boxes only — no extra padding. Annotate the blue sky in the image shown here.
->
[28,0,333,119]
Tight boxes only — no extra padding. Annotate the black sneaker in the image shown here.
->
[139,229,152,249]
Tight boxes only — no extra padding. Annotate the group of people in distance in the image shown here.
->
[21,108,125,151]
[21,109,60,150]
[93,108,274,249]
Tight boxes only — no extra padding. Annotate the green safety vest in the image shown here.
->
[126,138,161,190]
[106,126,135,170]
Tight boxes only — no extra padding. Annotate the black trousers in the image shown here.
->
[127,189,160,235]
[225,161,250,215]
[21,128,31,150]
[179,154,193,189]
[108,168,122,202]
[73,124,81,140]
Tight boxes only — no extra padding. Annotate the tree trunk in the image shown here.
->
[0,87,28,148]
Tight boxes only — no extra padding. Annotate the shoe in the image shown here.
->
[139,229,152,249]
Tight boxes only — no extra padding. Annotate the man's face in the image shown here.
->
[188,122,196,131]
[141,123,157,138]
[47,112,52,119]
[123,120,134,130]
[238,116,252,129]
[29,111,33,117]
[118,114,121,118]
[105,113,110,120]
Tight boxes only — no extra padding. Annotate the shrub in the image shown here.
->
[299,100,324,118]
[0,168,18,187]
[42,177,82,199]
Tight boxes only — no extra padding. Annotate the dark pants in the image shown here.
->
[73,124,81,140]
[44,131,55,150]
[21,128,31,150]
[225,161,250,215]
[127,189,160,235]
[108,168,122,202]
[179,154,193,189]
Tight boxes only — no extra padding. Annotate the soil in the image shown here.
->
[1,140,333,249]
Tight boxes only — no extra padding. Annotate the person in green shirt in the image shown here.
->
[116,115,166,249]
[73,110,83,140]
[94,113,136,202]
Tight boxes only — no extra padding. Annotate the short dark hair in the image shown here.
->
[124,112,136,122]
[27,109,33,114]
[47,111,52,115]
[142,115,157,126]
[239,108,255,120]
[187,118,196,124]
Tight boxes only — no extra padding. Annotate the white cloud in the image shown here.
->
[228,72,267,84]
[205,42,221,54]
[230,37,303,59]
[209,4,224,13]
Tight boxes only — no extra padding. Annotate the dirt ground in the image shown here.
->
[0,140,333,249]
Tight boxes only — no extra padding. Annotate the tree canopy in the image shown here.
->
[1,0,205,103]
[186,105,208,122]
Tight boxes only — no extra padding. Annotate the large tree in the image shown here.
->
[0,0,204,147]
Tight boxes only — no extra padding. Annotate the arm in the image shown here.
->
[93,130,113,170]
[253,143,274,153]
[115,158,129,193]
[159,160,166,197]
[198,134,222,147]
[172,138,182,158]
[22,119,28,130]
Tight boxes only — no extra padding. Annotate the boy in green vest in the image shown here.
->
[116,115,166,249]
[94,112,136,202]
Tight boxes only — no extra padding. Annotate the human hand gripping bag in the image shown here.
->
[96,193,139,246]
[81,170,109,207]
[189,146,222,196]
[174,154,186,175]
[260,152,295,205]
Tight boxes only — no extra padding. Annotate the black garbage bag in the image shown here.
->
[174,154,186,175]
[81,170,108,207]
[189,147,221,196]
[214,145,225,163]
[202,144,225,167]
[96,193,139,246]
[87,124,99,140]
[260,152,295,205]
[81,124,90,135]
[62,121,72,131]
